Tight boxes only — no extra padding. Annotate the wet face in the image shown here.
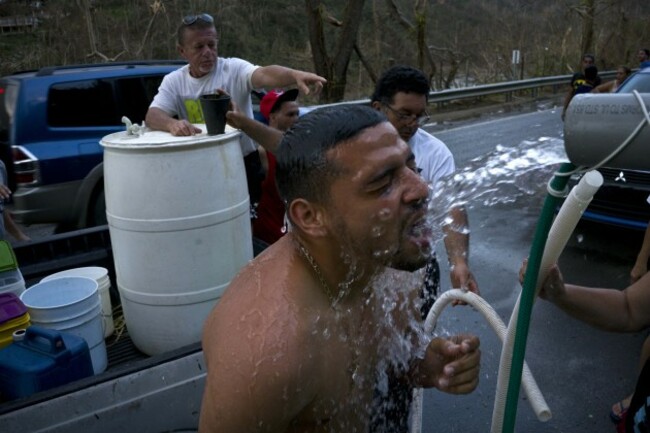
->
[178,27,218,78]
[381,92,428,142]
[270,101,300,132]
[324,122,431,272]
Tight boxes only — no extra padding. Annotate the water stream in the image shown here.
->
[320,136,570,432]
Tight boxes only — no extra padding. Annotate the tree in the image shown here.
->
[572,0,596,57]
[384,0,437,81]
[305,0,366,103]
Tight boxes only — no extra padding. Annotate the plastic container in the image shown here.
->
[100,128,253,355]
[41,267,114,338]
[0,268,26,297]
[0,326,94,400]
[200,94,230,135]
[564,93,650,170]
[0,240,18,272]
[0,293,30,349]
[20,277,107,374]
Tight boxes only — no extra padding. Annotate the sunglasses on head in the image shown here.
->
[182,13,214,25]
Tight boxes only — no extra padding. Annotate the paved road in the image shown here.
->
[419,108,644,432]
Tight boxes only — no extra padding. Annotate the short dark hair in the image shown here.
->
[177,16,216,46]
[641,48,650,57]
[275,105,387,207]
[370,65,430,105]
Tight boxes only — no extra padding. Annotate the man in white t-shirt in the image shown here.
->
[369,64,479,431]
[372,65,478,299]
[146,13,326,207]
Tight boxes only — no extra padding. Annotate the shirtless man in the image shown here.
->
[199,105,481,432]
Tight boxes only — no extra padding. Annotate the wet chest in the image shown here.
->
[295,312,383,431]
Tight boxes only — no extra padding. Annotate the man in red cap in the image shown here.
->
[259,89,300,133]
[252,89,300,248]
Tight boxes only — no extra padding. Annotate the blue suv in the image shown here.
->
[0,61,185,230]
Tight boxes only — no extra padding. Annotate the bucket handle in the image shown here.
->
[23,326,71,360]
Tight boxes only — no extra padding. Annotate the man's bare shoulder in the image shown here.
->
[202,237,324,357]
[200,238,326,423]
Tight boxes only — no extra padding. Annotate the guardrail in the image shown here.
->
[428,71,617,104]
[309,70,618,110]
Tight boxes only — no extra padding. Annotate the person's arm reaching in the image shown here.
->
[444,205,479,295]
[4,212,30,242]
[226,110,283,154]
[0,184,29,242]
[251,66,327,96]
[631,222,650,283]
[592,80,615,93]
[519,260,650,333]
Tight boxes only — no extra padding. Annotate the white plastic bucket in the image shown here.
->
[20,277,107,374]
[41,267,114,338]
[0,268,26,297]
[100,127,253,355]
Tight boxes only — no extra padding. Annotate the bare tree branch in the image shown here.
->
[384,0,414,32]
[78,0,125,62]
[324,11,377,83]
[135,0,164,56]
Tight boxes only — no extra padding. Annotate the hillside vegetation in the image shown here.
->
[1,0,648,102]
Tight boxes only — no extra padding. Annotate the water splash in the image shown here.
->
[427,138,567,231]
[305,137,570,430]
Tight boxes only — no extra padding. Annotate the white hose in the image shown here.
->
[410,171,603,433]
[409,289,552,433]
[489,170,603,433]
[536,171,603,286]
[412,90,641,432]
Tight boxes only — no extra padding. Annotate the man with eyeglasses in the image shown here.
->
[145,13,326,212]
[370,64,479,431]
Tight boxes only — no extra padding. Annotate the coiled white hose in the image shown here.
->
[409,289,552,433]
[409,170,603,433]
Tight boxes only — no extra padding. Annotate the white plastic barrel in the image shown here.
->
[41,267,114,338]
[20,276,107,374]
[100,126,253,356]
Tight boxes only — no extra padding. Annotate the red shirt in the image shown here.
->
[252,152,286,245]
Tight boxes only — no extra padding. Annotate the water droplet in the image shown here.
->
[377,208,392,221]
[576,234,584,243]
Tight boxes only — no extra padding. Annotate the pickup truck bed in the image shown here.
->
[0,226,205,432]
